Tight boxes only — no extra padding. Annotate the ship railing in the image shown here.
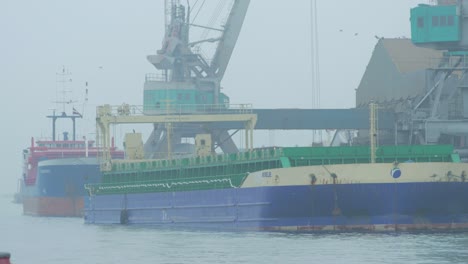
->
[145,73,168,82]
[109,147,285,172]
[429,53,468,70]
[105,103,253,117]
[33,134,95,144]
[392,55,468,72]
[143,103,253,115]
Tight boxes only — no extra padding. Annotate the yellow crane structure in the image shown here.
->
[95,104,257,171]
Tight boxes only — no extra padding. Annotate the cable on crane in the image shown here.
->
[191,0,206,24]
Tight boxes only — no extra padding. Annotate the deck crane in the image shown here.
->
[143,0,251,158]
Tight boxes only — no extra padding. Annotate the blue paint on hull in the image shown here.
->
[22,159,101,216]
[22,162,100,198]
[84,182,468,231]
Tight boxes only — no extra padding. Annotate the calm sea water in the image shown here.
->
[1,194,468,264]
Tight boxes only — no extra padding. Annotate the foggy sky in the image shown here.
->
[0,0,424,194]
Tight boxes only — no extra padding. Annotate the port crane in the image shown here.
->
[143,0,252,158]
[97,1,397,162]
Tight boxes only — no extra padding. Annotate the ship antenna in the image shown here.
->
[54,66,76,115]
[83,81,89,157]
[48,66,80,141]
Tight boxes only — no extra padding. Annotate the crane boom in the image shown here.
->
[143,1,252,157]
[211,0,251,80]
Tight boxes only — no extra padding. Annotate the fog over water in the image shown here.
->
[3,2,468,264]
[2,195,468,264]
[0,0,422,194]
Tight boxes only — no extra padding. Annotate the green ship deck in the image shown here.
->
[86,145,458,195]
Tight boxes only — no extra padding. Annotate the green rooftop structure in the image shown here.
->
[411,4,460,48]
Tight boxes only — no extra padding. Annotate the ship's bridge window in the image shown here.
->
[418,17,424,28]
[448,15,454,26]
[440,16,447,27]
[432,16,439,27]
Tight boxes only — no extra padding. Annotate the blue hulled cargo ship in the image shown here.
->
[84,0,468,231]
[20,109,123,217]
[22,157,101,217]
[85,141,468,231]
